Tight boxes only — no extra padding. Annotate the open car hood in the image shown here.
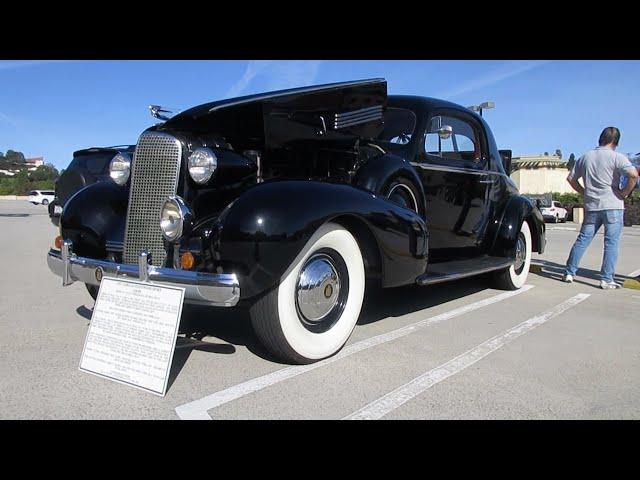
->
[160,78,388,144]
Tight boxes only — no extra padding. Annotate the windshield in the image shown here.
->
[376,108,417,147]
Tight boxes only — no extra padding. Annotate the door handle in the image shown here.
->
[479,179,494,184]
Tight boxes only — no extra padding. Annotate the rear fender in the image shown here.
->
[489,195,545,256]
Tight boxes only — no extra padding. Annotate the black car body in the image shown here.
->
[47,79,545,364]
[48,145,135,225]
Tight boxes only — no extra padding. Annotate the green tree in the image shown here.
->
[4,150,25,164]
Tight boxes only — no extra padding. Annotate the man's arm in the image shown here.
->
[615,166,639,199]
[567,174,585,195]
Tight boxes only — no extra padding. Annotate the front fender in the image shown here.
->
[60,181,129,258]
[215,180,429,299]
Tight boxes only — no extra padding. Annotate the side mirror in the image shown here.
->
[499,149,512,175]
[438,125,453,140]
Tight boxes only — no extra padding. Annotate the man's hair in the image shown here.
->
[599,127,621,146]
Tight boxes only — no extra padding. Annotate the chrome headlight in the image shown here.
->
[160,196,193,242]
[109,153,131,186]
[160,197,184,241]
[188,148,217,184]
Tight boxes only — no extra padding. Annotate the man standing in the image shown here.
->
[563,127,638,288]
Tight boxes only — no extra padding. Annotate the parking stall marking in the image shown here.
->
[344,293,590,420]
[175,285,535,420]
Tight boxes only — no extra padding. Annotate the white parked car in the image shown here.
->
[27,190,55,206]
[541,200,568,223]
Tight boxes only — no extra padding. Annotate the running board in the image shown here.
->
[416,256,514,286]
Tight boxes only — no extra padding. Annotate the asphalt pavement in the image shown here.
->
[1,199,639,419]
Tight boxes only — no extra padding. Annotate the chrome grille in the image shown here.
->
[123,132,182,266]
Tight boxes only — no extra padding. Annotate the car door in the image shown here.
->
[413,110,491,261]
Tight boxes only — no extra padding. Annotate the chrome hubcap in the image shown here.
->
[514,233,526,273]
[296,253,341,322]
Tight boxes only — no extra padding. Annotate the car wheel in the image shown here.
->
[492,220,532,290]
[250,222,365,364]
[386,177,421,214]
[42,199,49,206]
[86,284,99,301]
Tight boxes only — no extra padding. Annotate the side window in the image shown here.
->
[424,113,485,167]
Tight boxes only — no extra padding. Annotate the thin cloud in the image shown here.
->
[0,60,68,71]
[0,112,17,127]
[226,61,273,97]
[263,61,323,91]
[439,60,551,99]
[225,60,323,97]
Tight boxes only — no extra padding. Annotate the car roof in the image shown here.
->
[388,95,484,118]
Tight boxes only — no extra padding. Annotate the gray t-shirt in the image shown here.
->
[569,146,633,211]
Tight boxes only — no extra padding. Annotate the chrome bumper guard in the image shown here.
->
[47,240,240,307]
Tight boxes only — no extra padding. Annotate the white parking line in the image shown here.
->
[175,285,535,420]
[344,292,590,420]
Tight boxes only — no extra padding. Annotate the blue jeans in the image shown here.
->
[565,209,624,282]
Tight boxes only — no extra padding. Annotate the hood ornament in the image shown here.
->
[149,105,180,121]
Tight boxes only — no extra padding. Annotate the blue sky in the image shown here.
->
[1,60,639,170]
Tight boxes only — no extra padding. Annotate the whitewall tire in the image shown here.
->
[250,222,366,364]
[492,220,532,290]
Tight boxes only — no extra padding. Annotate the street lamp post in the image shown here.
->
[467,101,495,117]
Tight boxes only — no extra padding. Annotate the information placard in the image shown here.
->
[79,277,185,396]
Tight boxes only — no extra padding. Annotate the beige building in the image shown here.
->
[510,154,574,194]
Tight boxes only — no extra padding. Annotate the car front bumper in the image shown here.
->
[47,240,240,307]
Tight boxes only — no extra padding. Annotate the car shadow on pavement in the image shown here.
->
[175,277,489,365]
[357,277,487,326]
[178,304,284,364]
[167,336,237,391]
[531,259,631,288]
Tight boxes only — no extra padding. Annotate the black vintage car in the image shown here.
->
[47,79,545,364]
[48,145,136,226]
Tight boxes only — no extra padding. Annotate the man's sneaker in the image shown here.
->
[562,274,574,283]
[600,280,620,289]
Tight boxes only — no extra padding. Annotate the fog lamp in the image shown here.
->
[54,235,63,250]
[160,196,193,242]
[180,251,195,270]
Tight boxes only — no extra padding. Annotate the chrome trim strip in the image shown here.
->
[334,105,383,129]
[335,105,383,119]
[410,162,496,176]
[47,248,240,307]
[334,114,383,129]
[105,240,124,252]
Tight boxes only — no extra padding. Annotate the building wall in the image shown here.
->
[511,167,574,194]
